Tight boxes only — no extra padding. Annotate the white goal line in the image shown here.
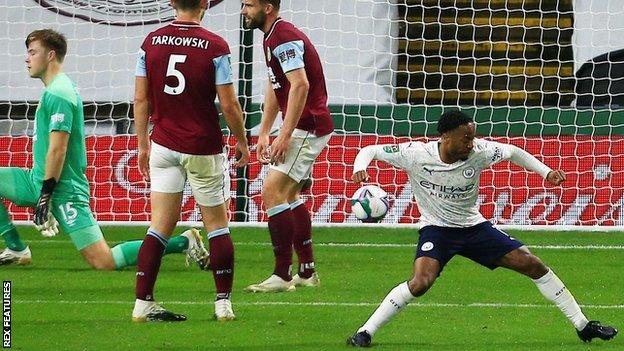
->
[25,240,624,250]
[13,300,624,310]
[13,221,624,232]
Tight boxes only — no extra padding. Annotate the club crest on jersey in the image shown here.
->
[462,167,475,179]
[36,0,224,26]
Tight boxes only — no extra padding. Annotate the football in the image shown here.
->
[350,185,390,223]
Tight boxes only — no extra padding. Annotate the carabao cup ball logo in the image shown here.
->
[36,0,224,26]
[351,185,389,223]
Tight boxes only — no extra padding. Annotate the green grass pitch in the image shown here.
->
[3,226,623,350]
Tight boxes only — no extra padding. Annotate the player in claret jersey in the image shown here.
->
[0,29,203,272]
[347,111,617,347]
[132,0,249,322]
[241,0,334,293]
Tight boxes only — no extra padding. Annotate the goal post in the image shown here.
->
[0,0,623,229]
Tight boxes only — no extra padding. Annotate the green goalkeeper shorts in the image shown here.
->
[0,167,103,250]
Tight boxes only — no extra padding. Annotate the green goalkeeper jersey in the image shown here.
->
[32,73,89,202]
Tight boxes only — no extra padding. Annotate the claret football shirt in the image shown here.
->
[263,18,333,137]
[136,21,233,155]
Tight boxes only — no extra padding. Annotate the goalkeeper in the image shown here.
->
[0,29,206,270]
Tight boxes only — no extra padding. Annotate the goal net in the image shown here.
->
[0,0,623,228]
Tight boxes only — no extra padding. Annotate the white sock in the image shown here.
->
[532,268,589,331]
[358,281,415,336]
[132,298,153,317]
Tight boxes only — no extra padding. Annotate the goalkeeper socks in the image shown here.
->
[164,235,188,254]
[1,227,27,252]
[112,241,141,269]
[359,281,415,336]
[291,200,315,278]
[207,228,234,295]
[533,268,589,331]
[267,204,295,281]
[111,236,188,269]
[0,205,26,251]
[135,228,167,301]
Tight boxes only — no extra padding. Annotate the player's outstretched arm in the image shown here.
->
[352,143,415,184]
[504,143,554,180]
[546,170,566,186]
[133,76,151,180]
[352,145,387,183]
[257,81,280,164]
[352,170,369,184]
[216,83,249,168]
[504,143,566,186]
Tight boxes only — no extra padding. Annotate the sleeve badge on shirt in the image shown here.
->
[51,113,65,123]
[383,145,400,153]
[491,147,503,162]
[279,49,296,63]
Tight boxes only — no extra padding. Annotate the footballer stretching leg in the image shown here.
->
[0,167,200,270]
[0,203,30,265]
[498,247,618,342]
[349,244,617,347]
[1,30,200,270]
[347,258,430,347]
[348,111,617,346]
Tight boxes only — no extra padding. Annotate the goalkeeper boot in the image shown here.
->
[244,274,296,293]
[214,298,235,321]
[182,228,210,270]
[292,272,320,287]
[132,299,187,322]
[577,321,618,342]
[0,247,32,266]
[347,331,372,347]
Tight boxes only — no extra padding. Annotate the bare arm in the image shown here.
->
[216,83,249,167]
[259,81,280,138]
[133,76,150,179]
[279,67,309,138]
[257,81,280,164]
[269,67,309,164]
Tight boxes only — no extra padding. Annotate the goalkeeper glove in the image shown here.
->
[35,212,59,237]
[34,178,56,226]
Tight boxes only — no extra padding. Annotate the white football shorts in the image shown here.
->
[149,142,230,207]
[269,129,331,183]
